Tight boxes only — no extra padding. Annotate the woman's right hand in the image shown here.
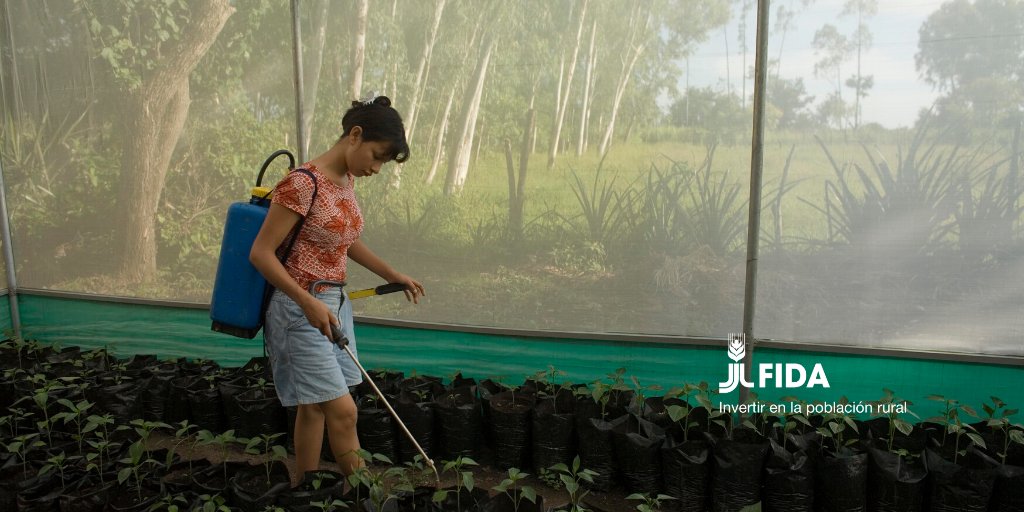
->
[300,296,338,339]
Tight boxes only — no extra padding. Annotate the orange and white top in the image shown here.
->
[271,164,363,292]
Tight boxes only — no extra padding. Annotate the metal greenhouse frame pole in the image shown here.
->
[291,0,308,163]
[0,157,21,338]
[739,0,771,408]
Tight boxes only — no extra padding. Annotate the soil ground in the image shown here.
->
[150,432,644,512]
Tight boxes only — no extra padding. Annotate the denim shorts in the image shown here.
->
[264,288,363,406]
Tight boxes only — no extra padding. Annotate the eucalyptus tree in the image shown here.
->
[300,0,332,160]
[443,35,496,195]
[403,0,448,149]
[812,24,854,129]
[420,1,493,186]
[442,1,511,195]
[771,0,817,82]
[548,0,590,169]
[363,0,440,189]
[589,0,729,158]
[736,0,755,109]
[596,2,652,158]
[577,15,598,156]
[351,0,369,100]
[484,0,561,149]
[841,0,878,128]
[483,1,565,234]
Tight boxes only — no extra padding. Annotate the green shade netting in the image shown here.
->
[14,294,1024,415]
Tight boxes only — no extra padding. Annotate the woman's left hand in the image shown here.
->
[389,273,425,304]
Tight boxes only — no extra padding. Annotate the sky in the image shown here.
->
[683,0,947,129]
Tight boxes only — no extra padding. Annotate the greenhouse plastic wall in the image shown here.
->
[4,6,1024,512]
[0,0,1021,363]
[755,1,1024,357]
[0,1,753,338]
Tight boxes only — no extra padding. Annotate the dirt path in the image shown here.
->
[150,432,641,512]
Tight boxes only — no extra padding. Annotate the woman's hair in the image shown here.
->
[341,96,410,163]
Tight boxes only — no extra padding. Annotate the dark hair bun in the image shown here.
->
[351,95,393,108]
[340,95,408,163]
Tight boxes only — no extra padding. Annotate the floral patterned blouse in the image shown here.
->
[271,164,363,292]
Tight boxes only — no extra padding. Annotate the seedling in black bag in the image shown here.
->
[492,467,538,512]
[3,432,44,476]
[869,388,918,455]
[927,394,986,463]
[347,449,411,512]
[548,456,598,512]
[243,433,288,486]
[433,456,479,512]
[39,450,76,490]
[982,396,1024,465]
[53,398,93,453]
[626,493,676,512]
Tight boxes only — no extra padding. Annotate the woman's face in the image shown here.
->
[345,128,392,177]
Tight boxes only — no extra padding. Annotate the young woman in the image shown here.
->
[249,96,424,477]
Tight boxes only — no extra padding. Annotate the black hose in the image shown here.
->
[256,150,296,187]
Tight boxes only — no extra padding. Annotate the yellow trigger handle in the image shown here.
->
[347,283,407,300]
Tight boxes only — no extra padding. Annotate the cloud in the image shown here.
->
[878,1,944,19]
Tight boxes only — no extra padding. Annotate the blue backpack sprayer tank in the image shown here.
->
[209,150,296,339]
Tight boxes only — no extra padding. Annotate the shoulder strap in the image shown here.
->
[260,167,318,350]
[277,168,318,265]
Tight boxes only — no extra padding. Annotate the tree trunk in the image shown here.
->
[723,24,731,97]
[301,0,331,159]
[739,0,752,109]
[350,0,368,100]
[116,0,233,283]
[548,0,588,169]
[425,89,455,185]
[473,121,484,166]
[1,0,24,126]
[624,116,635,142]
[444,38,495,196]
[504,138,517,224]
[527,81,539,154]
[598,3,649,158]
[577,18,597,157]
[514,109,535,237]
[854,10,863,128]
[597,40,645,157]
[406,0,446,146]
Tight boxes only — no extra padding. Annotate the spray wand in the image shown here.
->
[309,280,441,486]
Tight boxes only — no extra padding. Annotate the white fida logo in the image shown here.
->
[718,333,830,393]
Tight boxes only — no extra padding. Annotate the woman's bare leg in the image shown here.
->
[294,403,326,474]
[321,393,364,475]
